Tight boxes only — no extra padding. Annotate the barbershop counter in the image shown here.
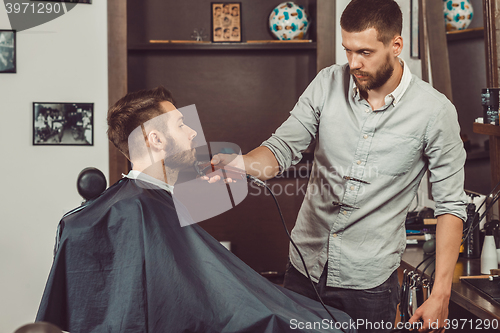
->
[400,245,500,331]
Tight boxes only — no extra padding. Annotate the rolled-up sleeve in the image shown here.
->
[424,102,468,221]
[261,68,329,172]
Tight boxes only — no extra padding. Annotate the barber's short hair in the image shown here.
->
[340,0,402,45]
[107,86,174,160]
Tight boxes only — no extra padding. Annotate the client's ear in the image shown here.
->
[147,130,165,151]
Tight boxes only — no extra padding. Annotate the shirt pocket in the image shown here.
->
[369,132,422,176]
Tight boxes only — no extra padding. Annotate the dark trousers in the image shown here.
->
[284,261,400,333]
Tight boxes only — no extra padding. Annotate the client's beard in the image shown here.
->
[163,137,197,170]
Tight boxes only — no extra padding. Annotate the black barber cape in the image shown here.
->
[36,178,354,333]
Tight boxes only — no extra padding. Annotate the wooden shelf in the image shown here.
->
[128,41,317,51]
[446,27,484,42]
[473,122,500,136]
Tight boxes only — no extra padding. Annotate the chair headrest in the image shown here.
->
[77,167,107,201]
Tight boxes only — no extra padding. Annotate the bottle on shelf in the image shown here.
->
[481,220,500,274]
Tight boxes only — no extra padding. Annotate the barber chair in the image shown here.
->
[76,167,107,204]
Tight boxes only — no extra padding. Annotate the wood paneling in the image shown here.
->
[108,0,129,185]
[484,0,498,88]
[199,177,309,273]
[316,0,336,71]
[483,0,500,196]
[420,0,453,101]
[127,49,315,153]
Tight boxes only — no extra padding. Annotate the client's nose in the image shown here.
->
[189,127,197,140]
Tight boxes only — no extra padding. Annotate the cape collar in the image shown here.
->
[123,170,174,194]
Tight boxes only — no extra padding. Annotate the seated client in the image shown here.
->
[36,87,355,333]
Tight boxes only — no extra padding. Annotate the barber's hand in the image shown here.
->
[408,294,449,332]
[211,153,245,170]
[199,153,245,184]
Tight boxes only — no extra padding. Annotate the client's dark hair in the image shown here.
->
[340,0,402,45]
[107,86,174,160]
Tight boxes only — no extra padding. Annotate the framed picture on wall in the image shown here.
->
[33,102,94,146]
[211,2,242,42]
[0,30,16,73]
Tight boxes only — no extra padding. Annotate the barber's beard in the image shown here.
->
[351,56,394,93]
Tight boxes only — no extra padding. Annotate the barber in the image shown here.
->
[211,0,467,332]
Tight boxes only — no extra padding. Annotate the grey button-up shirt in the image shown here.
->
[262,61,467,289]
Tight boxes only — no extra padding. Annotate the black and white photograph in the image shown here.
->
[0,30,16,73]
[33,102,94,146]
[211,2,241,42]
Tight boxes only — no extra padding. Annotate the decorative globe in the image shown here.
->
[443,0,474,32]
[269,2,310,40]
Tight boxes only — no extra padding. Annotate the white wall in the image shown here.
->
[0,2,108,332]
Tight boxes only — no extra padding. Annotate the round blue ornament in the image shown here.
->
[269,2,310,40]
[443,0,474,31]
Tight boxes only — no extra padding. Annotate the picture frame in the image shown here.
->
[0,30,16,73]
[33,102,94,146]
[211,2,242,43]
[410,0,420,59]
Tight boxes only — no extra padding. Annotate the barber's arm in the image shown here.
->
[409,213,462,332]
[408,102,467,332]
[211,146,280,180]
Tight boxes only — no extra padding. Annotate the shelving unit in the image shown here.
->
[473,122,500,136]
[126,0,333,154]
[473,123,500,204]
[440,0,489,194]
[446,27,484,42]
[128,41,318,51]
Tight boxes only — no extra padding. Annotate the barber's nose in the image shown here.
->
[349,54,362,70]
